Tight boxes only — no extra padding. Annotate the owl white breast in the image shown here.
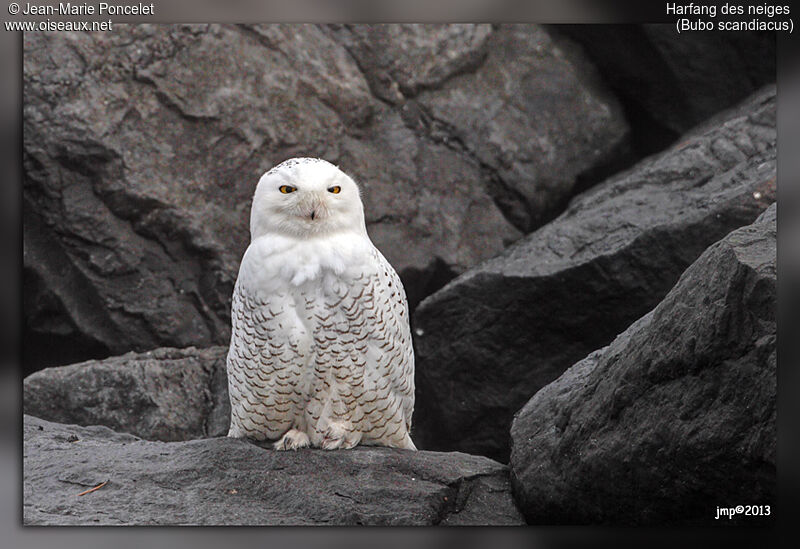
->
[226,157,416,451]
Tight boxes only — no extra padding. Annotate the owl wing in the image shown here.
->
[359,246,415,432]
[227,275,307,440]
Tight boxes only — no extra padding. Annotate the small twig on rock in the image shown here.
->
[76,481,108,497]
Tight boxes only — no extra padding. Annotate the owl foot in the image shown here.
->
[321,422,358,450]
[273,429,310,451]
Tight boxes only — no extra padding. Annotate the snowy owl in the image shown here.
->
[226,157,416,451]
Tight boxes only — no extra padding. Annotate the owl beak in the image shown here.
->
[302,194,323,221]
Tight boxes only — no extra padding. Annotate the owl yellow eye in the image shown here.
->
[328,186,341,194]
[279,185,296,194]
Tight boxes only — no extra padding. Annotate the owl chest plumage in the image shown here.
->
[226,232,414,447]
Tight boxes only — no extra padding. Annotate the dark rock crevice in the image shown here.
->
[23,198,120,372]
[400,257,458,317]
[555,25,775,151]
[412,86,775,463]
[396,99,533,233]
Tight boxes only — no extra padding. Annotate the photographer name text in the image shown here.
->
[20,2,153,15]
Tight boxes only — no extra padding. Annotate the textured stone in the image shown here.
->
[510,204,776,525]
[336,108,522,311]
[327,24,493,103]
[353,24,631,231]
[23,415,523,526]
[25,24,635,372]
[23,346,230,441]
[23,24,526,370]
[413,86,776,462]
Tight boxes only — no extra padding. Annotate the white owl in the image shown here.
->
[226,158,416,451]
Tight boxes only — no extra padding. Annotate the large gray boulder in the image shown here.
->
[509,204,776,525]
[32,23,638,370]
[23,415,523,525]
[20,25,497,370]
[412,86,776,462]
[23,346,230,441]
[334,24,631,231]
[24,24,634,375]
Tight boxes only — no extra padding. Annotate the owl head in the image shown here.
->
[250,158,367,240]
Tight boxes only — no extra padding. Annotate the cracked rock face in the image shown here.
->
[510,204,776,525]
[326,24,494,103]
[335,24,631,232]
[23,415,524,525]
[23,23,630,371]
[412,86,776,462]
[23,346,231,441]
[413,24,631,231]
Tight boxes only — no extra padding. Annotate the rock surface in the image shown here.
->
[413,24,632,231]
[25,24,631,371]
[21,24,507,371]
[335,24,631,231]
[509,204,776,525]
[23,346,230,441]
[412,86,776,462]
[23,415,524,526]
[559,25,777,152]
[326,24,494,103]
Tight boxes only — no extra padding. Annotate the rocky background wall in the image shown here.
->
[22,24,776,525]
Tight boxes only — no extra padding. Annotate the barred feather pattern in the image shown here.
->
[226,240,415,450]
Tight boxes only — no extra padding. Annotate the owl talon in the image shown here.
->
[273,429,310,451]
[321,434,343,450]
[321,422,358,450]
